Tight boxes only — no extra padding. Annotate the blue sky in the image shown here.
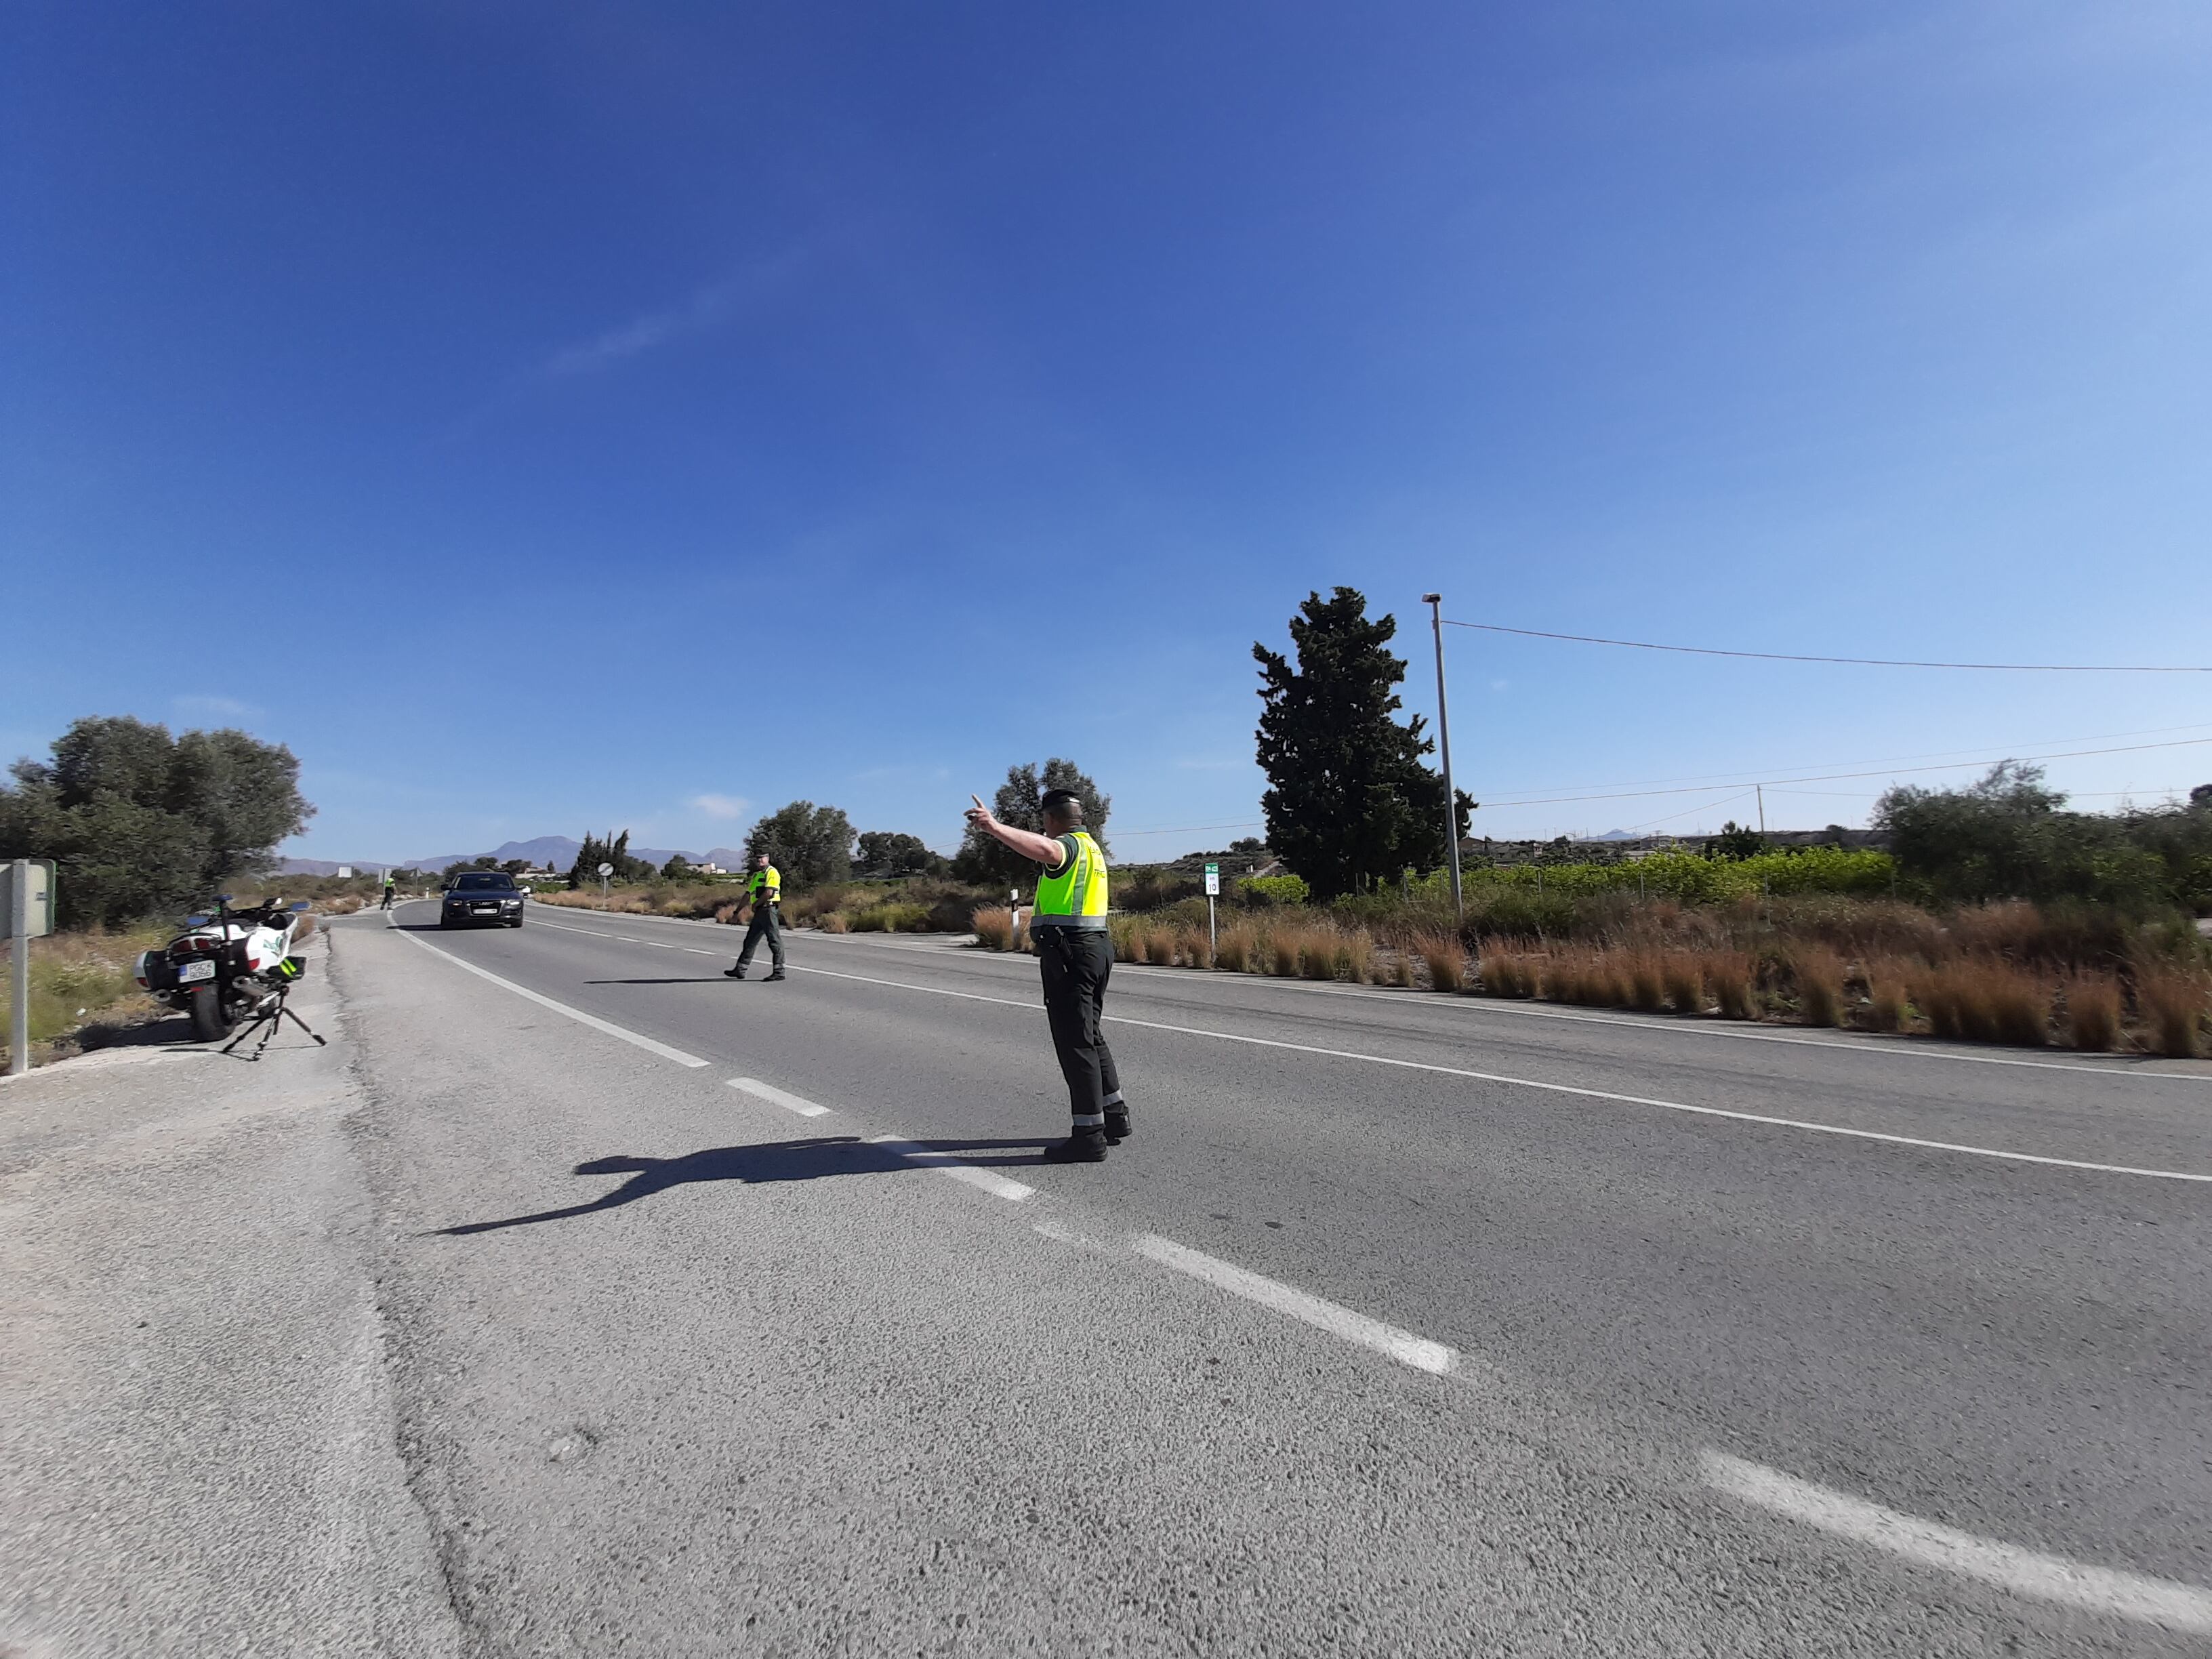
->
[8,2,2210,863]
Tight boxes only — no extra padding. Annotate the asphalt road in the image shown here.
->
[283,897,2209,1655]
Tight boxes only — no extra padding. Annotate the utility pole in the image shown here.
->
[9,860,28,1078]
[1756,783,1766,836]
[1422,594,1464,920]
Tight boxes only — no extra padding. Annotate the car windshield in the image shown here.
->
[452,874,516,892]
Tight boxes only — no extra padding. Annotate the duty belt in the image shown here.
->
[1029,913,1108,930]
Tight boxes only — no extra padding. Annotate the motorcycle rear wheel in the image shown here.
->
[187,984,237,1043]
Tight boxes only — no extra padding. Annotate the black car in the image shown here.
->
[441,871,527,928]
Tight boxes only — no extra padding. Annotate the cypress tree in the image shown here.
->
[1252,588,1460,899]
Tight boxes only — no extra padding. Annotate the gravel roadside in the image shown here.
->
[0,934,462,1658]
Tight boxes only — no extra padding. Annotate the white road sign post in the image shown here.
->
[6,858,56,1077]
[1204,862,1220,959]
[598,861,614,897]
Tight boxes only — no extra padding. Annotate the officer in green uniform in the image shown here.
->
[964,787,1127,1162]
[724,853,786,981]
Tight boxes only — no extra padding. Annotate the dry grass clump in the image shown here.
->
[1861,956,1910,1033]
[1792,947,1845,1028]
[1626,954,1666,1015]
[1418,934,1469,992]
[1986,965,2051,1047]
[817,912,850,934]
[2135,969,2208,1059]
[1538,949,1630,1009]
[1181,929,1214,970]
[1662,956,1703,1016]
[1215,926,1256,974]
[1477,950,1536,998]
[1909,959,2053,1046]
[1147,925,1183,967]
[1331,930,1375,985]
[1387,947,1416,988]
[1300,924,1340,981]
[2064,975,2120,1052]
[1265,922,1304,977]
[970,907,1015,950]
[319,896,364,916]
[1705,953,1757,1021]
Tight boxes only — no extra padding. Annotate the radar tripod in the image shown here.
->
[221,983,328,1061]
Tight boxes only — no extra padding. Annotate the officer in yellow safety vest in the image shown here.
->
[724,853,787,981]
[964,787,1127,1162]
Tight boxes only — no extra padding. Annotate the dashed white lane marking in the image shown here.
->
[730,1077,832,1117]
[1134,1235,1459,1375]
[750,962,2212,1184]
[1702,1451,2212,1633]
[869,1136,1036,1202]
[393,931,710,1067]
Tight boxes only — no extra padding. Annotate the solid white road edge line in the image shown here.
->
[1133,1234,1459,1376]
[869,1135,1036,1202]
[769,962,2212,1183]
[532,912,2212,1086]
[1702,1450,2212,1633]
[731,1077,832,1117]
[391,931,710,1068]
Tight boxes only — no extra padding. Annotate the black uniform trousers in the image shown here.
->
[1036,926,1122,1128]
[734,902,784,971]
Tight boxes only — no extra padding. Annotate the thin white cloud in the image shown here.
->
[691,793,750,820]
[537,246,810,381]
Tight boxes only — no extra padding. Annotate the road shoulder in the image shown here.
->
[0,935,462,1658]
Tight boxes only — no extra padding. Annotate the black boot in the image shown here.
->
[1104,1109,1131,1145]
[724,966,745,979]
[1041,1130,1108,1163]
[764,970,787,981]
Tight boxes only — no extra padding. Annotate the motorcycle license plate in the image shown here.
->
[178,959,216,984]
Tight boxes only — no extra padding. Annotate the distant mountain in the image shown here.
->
[403,836,708,873]
[1588,829,1639,842]
[280,834,747,877]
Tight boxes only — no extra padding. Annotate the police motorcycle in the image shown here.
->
[134,894,325,1050]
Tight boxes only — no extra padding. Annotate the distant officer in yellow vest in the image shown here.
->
[724,853,787,981]
[965,787,1126,1162]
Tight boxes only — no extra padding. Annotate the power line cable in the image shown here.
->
[1455,735,2212,811]
[1442,619,2210,673]
[1467,720,2212,803]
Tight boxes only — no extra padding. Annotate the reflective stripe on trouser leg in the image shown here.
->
[735,907,784,970]
[1040,930,1111,1126]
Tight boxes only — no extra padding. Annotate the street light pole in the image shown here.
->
[1422,594,1463,921]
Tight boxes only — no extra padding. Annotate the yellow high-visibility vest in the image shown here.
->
[1030,832,1107,928]
[749,865,781,905]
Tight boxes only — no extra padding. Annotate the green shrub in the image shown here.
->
[1239,874,1310,907]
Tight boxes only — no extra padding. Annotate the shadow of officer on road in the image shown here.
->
[438,1135,1053,1235]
